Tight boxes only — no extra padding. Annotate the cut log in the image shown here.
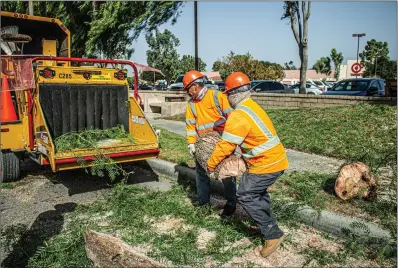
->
[334,162,377,201]
[194,131,246,180]
[84,228,164,268]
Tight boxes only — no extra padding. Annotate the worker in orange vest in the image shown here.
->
[206,72,289,257]
[183,70,237,217]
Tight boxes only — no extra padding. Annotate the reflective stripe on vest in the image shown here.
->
[189,90,226,131]
[187,130,198,136]
[241,136,280,159]
[223,107,233,114]
[196,118,226,131]
[235,105,274,139]
[236,103,280,159]
[186,119,196,124]
[189,100,197,117]
[221,131,245,144]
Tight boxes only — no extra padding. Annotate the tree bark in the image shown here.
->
[299,1,310,94]
[194,131,246,180]
[334,162,377,201]
[84,228,164,268]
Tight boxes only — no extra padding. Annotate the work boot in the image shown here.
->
[259,233,286,258]
[220,204,236,218]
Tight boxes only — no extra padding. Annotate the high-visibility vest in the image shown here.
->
[185,89,233,144]
[208,98,288,174]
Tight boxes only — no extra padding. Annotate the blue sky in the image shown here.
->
[130,1,397,72]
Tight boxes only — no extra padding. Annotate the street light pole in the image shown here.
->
[194,1,198,70]
[352,33,366,78]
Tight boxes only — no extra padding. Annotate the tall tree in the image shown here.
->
[282,1,311,94]
[330,48,344,80]
[1,1,183,58]
[214,51,285,81]
[141,54,207,83]
[312,57,331,76]
[359,39,392,79]
[178,55,206,74]
[283,61,297,70]
[212,60,223,72]
[261,61,285,80]
[145,29,180,82]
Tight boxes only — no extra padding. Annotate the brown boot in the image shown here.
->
[259,234,286,258]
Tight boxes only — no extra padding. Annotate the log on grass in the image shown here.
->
[84,228,164,268]
[194,131,246,180]
[334,162,377,201]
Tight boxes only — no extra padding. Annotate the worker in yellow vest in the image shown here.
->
[183,70,237,217]
[207,72,289,257]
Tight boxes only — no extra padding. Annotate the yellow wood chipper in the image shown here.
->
[0,11,160,181]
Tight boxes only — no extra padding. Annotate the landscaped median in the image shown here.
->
[7,104,394,267]
[161,104,397,169]
[151,104,397,263]
[24,176,396,267]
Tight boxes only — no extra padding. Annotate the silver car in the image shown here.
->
[290,83,323,95]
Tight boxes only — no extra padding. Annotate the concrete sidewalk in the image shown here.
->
[148,118,345,174]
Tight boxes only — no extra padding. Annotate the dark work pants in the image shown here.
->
[195,162,237,207]
[237,171,285,240]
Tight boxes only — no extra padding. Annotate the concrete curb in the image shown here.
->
[141,158,392,242]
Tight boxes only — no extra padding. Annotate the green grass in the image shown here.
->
[270,171,397,233]
[0,182,15,189]
[158,127,195,167]
[55,125,135,153]
[162,105,397,168]
[23,180,396,267]
[26,182,260,267]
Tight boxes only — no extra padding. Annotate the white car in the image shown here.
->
[290,83,323,95]
[308,80,328,91]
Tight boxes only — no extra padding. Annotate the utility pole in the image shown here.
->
[28,0,34,15]
[194,1,198,70]
[352,33,366,78]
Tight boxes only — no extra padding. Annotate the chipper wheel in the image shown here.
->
[0,151,21,182]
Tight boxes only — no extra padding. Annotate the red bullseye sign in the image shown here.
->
[351,63,362,74]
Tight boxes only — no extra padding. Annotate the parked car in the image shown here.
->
[252,81,295,94]
[168,74,219,91]
[154,84,167,90]
[138,84,154,90]
[290,83,323,95]
[216,82,225,91]
[321,78,385,96]
[310,80,329,91]
[250,80,267,88]
[132,84,154,90]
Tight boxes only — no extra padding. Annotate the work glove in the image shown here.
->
[207,171,217,180]
[207,167,217,180]
[188,144,196,156]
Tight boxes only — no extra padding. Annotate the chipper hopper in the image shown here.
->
[1,11,159,181]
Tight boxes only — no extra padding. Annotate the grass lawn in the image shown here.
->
[161,105,397,169]
[158,127,195,167]
[269,171,397,233]
[156,124,397,235]
[19,179,395,267]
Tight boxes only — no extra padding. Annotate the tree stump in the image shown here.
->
[84,228,164,268]
[334,162,377,201]
[194,131,246,180]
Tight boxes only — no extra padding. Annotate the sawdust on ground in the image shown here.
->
[151,215,193,235]
[196,228,217,250]
[8,176,47,202]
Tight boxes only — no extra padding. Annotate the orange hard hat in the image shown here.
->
[224,72,251,94]
[183,70,204,91]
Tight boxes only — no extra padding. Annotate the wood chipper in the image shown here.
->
[0,11,160,182]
